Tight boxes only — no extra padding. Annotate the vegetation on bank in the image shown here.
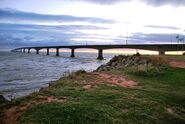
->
[0,55,185,124]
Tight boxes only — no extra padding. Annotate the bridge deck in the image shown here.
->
[11,44,185,60]
[12,44,185,51]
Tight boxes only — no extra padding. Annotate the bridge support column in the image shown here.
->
[28,49,30,53]
[36,49,39,54]
[97,49,104,60]
[70,49,75,57]
[159,51,165,55]
[56,48,59,56]
[23,48,25,53]
[47,48,49,55]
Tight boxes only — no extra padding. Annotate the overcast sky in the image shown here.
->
[0,0,185,49]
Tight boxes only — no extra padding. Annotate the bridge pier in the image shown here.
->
[36,49,39,54]
[23,48,25,53]
[159,51,165,55]
[47,48,49,55]
[56,48,59,56]
[70,49,75,57]
[28,49,30,53]
[97,49,104,60]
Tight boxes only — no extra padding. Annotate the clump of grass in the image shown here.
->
[68,70,86,79]
[142,56,167,67]
[123,56,167,76]
[74,70,86,75]
[126,64,165,77]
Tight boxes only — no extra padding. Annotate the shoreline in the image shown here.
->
[1,55,185,124]
[0,51,110,100]
[1,54,185,102]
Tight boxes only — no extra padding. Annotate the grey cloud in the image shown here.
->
[0,23,108,31]
[0,9,115,24]
[78,0,125,5]
[76,0,185,6]
[144,25,181,30]
[0,33,73,48]
[127,32,184,44]
[0,23,110,48]
[0,23,108,44]
[142,0,185,6]
[110,32,185,44]
[0,34,30,47]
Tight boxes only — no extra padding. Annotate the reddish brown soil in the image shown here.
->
[92,72,138,88]
[4,96,65,124]
[168,60,185,68]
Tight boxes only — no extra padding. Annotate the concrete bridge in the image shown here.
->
[11,44,185,60]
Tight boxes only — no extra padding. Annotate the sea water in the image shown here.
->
[0,51,119,100]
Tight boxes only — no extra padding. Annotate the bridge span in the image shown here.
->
[11,44,185,60]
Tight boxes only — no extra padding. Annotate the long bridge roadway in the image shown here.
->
[11,44,185,60]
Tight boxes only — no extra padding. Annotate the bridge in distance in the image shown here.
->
[11,44,185,60]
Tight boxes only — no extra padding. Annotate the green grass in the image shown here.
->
[15,67,185,124]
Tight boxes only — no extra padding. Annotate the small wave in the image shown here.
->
[4,78,23,82]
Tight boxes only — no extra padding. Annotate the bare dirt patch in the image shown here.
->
[82,85,92,90]
[5,95,66,124]
[92,72,138,88]
[168,60,185,68]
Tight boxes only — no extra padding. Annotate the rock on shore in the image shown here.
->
[97,55,165,71]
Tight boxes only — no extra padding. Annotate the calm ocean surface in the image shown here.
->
[0,51,121,100]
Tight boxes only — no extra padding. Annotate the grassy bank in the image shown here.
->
[1,56,185,124]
